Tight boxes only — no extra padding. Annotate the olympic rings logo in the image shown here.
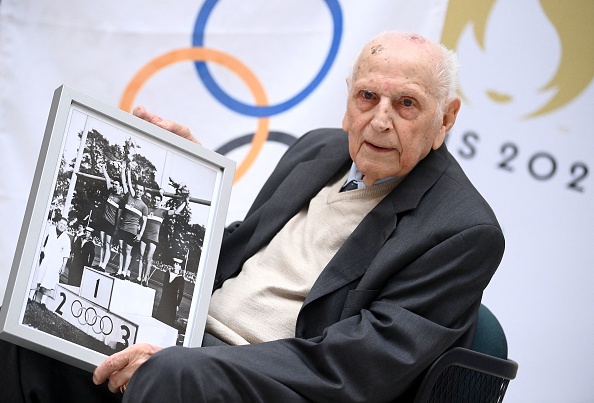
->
[120,0,343,183]
[71,299,114,336]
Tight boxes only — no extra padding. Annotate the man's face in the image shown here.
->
[57,219,68,232]
[153,195,162,208]
[113,180,123,195]
[134,184,145,199]
[342,36,459,185]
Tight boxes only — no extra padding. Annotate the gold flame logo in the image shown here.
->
[441,0,594,118]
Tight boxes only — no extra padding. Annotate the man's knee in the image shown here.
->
[126,347,231,401]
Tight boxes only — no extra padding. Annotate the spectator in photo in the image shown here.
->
[32,216,71,306]
[154,258,186,327]
[68,226,96,287]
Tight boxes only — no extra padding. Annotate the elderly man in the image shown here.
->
[0,32,503,402]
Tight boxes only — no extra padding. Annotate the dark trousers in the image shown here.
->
[0,333,228,403]
[0,338,121,403]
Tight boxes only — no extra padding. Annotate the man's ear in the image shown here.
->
[433,97,461,149]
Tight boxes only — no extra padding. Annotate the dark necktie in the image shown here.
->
[341,180,359,192]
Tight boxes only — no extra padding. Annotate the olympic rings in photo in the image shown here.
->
[71,299,114,335]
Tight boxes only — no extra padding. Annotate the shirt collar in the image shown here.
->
[344,163,395,190]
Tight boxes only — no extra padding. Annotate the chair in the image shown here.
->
[412,305,518,403]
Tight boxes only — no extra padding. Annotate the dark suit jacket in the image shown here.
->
[130,128,505,402]
[68,238,95,287]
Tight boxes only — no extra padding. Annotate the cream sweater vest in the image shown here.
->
[205,172,399,345]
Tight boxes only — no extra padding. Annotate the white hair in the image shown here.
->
[349,31,460,115]
[433,43,460,114]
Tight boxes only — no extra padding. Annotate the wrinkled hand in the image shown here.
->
[93,343,162,393]
[133,106,201,145]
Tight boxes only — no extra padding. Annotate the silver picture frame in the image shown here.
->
[0,85,235,372]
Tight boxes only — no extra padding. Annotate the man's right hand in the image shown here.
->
[133,106,201,145]
[93,343,163,394]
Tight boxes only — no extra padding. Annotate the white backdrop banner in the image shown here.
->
[440,2,594,402]
[0,1,592,402]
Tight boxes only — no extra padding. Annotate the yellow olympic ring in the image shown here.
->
[120,47,270,183]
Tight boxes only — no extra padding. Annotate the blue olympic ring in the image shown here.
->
[192,0,343,117]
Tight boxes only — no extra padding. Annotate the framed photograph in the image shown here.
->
[0,85,235,372]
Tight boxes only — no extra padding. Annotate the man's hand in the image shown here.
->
[92,343,162,393]
[133,106,201,145]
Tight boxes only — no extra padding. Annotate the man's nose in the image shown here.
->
[371,100,393,132]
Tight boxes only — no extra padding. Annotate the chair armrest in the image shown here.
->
[413,347,518,403]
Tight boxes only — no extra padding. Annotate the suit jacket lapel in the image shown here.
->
[302,145,451,307]
[242,138,352,260]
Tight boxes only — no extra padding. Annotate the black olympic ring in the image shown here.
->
[214,131,297,156]
[71,299,84,317]
[70,300,114,335]
[92,315,114,336]
[85,307,98,326]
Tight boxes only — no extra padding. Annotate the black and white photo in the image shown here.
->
[0,86,234,371]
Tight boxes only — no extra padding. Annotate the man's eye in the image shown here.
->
[402,98,414,107]
[362,91,374,100]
